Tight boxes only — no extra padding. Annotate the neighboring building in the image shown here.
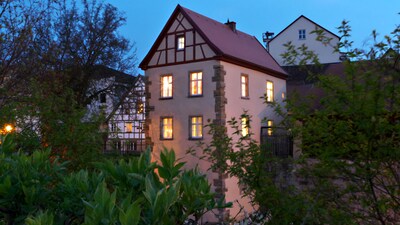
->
[139,4,287,222]
[104,75,146,154]
[84,66,146,154]
[268,15,342,66]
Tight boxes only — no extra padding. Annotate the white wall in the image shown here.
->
[221,61,286,218]
[269,17,340,65]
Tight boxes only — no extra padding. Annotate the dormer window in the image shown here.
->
[299,29,306,40]
[177,35,185,50]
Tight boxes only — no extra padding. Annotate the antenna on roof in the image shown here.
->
[225,19,236,32]
[262,31,274,51]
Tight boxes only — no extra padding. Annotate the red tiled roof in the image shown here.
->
[140,5,286,78]
[180,6,286,76]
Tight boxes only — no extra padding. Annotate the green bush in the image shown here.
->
[0,135,228,225]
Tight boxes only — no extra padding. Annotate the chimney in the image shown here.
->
[225,19,236,32]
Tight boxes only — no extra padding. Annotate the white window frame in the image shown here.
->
[189,71,203,97]
[266,81,274,103]
[177,35,185,50]
[241,74,249,98]
[160,74,173,98]
[299,29,306,40]
[189,116,203,139]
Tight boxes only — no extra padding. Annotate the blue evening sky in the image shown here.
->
[104,0,399,74]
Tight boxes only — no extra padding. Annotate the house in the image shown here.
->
[84,66,146,154]
[103,75,146,154]
[79,68,147,155]
[139,4,287,222]
[268,15,342,66]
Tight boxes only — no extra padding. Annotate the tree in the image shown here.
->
[195,21,400,224]
[0,0,137,167]
[281,21,400,224]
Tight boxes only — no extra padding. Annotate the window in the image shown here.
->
[110,123,117,132]
[241,116,249,137]
[161,117,173,140]
[241,74,249,98]
[125,122,133,133]
[161,75,173,98]
[299,29,306,40]
[190,116,203,139]
[266,81,274,102]
[126,141,135,151]
[267,120,273,136]
[136,100,144,113]
[100,93,106,103]
[189,71,203,96]
[114,141,121,151]
[177,35,185,50]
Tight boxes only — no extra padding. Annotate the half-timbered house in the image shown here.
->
[139,5,287,222]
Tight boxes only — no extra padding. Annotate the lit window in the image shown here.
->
[190,116,203,139]
[136,100,144,113]
[161,75,173,98]
[161,117,173,140]
[299,29,306,40]
[126,122,133,133]
[267,120,273,136]
[189,72,202,96]
[241,116,249,137]
[177,35,185,50]
[266,81,274,102]
[241,74,249,98]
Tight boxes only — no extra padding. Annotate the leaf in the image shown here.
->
[119,200,141,225]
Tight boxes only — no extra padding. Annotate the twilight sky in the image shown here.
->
[104,0,399,74]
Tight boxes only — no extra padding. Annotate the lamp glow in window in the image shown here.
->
[161,117,173,139]
[161,75,173,98]
[190,116,203,139]
[241,117,249,137]
[177,36,185,50]
[266,81,274,102]
[190,72,202,96]
[267,120,273,136]
[241,74,249,98]
[126,122,133,133]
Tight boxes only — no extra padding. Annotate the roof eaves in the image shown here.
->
[218,54,288,79]
[139,6,182,69]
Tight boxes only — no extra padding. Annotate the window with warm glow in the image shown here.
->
[161,117,173,140]
[161,75,173,98]
[241,116,249,137]
[136,100,144,113]
[241,74,249,98]
[190,116,203,139]
[189,72,202,96]
[177,35,185,50]
[125,122,133,133]
[266,81,274,102]
[267,120,273,136]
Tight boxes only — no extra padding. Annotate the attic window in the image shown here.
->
[299,29,306,40]
[177,35,185,50]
